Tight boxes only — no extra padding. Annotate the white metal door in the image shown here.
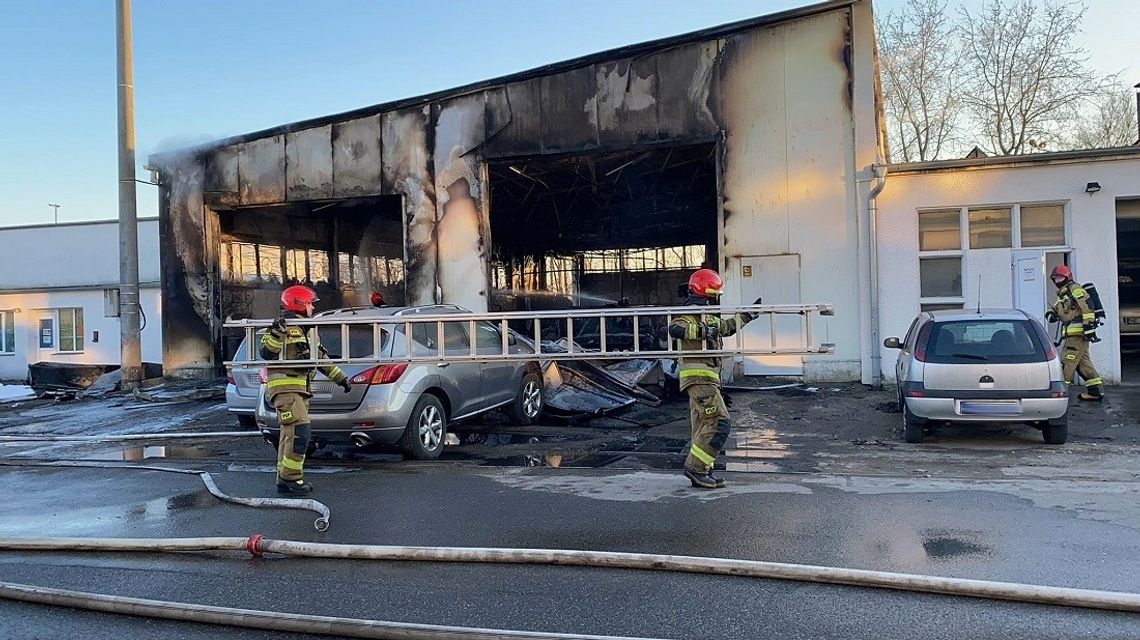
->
[1012,250,1047,325]
[36,312,56,359]
[738,254,803,376]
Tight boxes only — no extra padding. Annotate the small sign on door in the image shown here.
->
[742,265,753,277]
[1022,267,1036,281]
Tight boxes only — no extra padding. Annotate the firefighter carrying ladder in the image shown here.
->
[224,303,835,368]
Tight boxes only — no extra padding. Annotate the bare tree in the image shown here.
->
[877,0,963,162]
[958,0,1108,155]
[1069,81,1139,149]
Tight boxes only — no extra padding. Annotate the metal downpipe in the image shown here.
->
[1,536,1137,614]
[867,164,888,390]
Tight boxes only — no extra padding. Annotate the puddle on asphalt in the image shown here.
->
[83,445,222,462]
[921,530,993,560]
[450,428,791,473]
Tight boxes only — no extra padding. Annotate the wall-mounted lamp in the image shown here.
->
[1085,182,1101,193]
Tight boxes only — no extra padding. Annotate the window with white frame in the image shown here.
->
[917,202,1068,310]
[57,308,84,352]
[1,310,14,354]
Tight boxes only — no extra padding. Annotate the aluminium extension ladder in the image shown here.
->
[223,303,836,368]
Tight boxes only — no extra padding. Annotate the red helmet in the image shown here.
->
[281,285,318,313]
[1050,265,1073,281]
[688,268,724,298]
[369,291,385,307]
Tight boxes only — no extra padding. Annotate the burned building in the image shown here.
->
[149,0,884,382]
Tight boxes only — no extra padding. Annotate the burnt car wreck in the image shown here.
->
[150,0,881,383]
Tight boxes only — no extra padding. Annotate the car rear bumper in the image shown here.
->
[255,383,418,445]
[906,396,1068,422]
[225,385,257,415]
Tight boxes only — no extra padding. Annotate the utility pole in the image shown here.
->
[117,0,142,389]
[48,203,60,224]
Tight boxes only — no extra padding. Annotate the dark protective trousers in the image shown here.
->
[684,383,731,474]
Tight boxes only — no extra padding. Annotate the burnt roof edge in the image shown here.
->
[149,0,856,165]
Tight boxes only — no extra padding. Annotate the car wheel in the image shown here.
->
[236,414,257,429]
[509,372,544,425]
[401,394,447,460]
[901,398,925,443]
[1042,414,1068,445]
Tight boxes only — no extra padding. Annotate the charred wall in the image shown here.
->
[154,3,867,377]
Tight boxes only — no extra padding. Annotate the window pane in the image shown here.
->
[308,250,329,284]
[442,322,470,355]
[73,309,84,351]
[259,245,282,281]
[919,209,960,251]
[920,257,962,297]
[3,311,13,352]
[968,208,1012,248]
[59,309,74,349]
[1021,205,1065,247]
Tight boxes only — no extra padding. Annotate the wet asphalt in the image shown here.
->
[0,386,1138,639]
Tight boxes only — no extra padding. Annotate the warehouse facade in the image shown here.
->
[150,0,883,381]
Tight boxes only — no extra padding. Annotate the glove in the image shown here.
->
[702,322,720,341]
[1044,310,1058,323]
[269,316,287,337]
[339,380,352,393]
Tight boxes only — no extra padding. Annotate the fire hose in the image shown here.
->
[0,460,329,531]
[0,535,1136,640]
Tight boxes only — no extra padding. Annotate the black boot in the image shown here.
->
[1078,385,1104,402]
[707,470,728,488]
[683,468,718,490]
[276,478,314,495]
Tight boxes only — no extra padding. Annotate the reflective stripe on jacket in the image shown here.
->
[259,313,347,398]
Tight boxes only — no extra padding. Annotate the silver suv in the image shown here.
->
[247,305,544,459]
[224,330,263,428]
[885,309,1069,444]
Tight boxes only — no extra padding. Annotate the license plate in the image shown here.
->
[959,400,1022,416]
[1125,317,1140,325]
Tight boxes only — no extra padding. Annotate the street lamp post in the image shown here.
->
[48,203,60,224]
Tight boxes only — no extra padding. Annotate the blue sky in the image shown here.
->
[0,0,1135,227]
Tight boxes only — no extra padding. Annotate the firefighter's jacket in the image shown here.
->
[259,311,348,399]
[667,297,749,391]
[1050,282,1097,339]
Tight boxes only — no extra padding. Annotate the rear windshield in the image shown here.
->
[924,319,1049,364]
[317,325,387,359]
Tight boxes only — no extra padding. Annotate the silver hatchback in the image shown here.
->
[247,305,544,459]
[884,309,1069,444]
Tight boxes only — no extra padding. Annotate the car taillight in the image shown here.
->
[1030,319,1057,360]
[901,381,926,398]
[350,363,408,386]
[226,370,236,385]
[257,368,268,384]
[1049,381,1068,398]
[913,322,934,362]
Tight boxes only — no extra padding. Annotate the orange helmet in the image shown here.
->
[281,285,318,313]
[688,268,724,298]
[1050,265,1073,281]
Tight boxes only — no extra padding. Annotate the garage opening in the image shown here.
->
[215,195,404,354]
[1116,198,1140,384]
[487,143,719,345]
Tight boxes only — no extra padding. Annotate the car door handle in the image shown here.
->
[438,362,450,368]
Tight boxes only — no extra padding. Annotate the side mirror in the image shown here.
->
[883,337,902,349]
[507,332,517,346]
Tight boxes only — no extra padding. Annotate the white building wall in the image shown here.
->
[719,2,881,382]
[876,154,1140,384]
[0,218,162,381]
[0,288,162,380]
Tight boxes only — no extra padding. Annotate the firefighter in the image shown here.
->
[1045,265,1104,401]
[260,285,352,494]
[668,268,758,489]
